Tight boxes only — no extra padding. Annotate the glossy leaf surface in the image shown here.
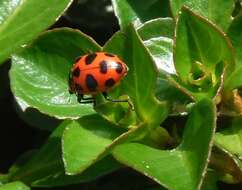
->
[0,0,72,64]
[225,15,242,90]
[104,24,168,127]
[111,0,171,29]
[215,117,242,157]
[10,28,100,119]
[138,18,175,74]
[62,115,124,175]
[113,98,216,190]
[0,181,30,190]
[8,120,120,187]
[170,0,234,30]
[174,7,234,100]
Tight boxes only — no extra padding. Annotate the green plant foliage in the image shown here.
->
[10,28,101,119]
[104,24,168,128]
[0,181,30,190]
[8,121,121,187]
[111,0,171,29]
[209,146,242,183]
[225,14,242,90]
[1,0,242,189]
[94,99,137,127]
[138,18,175,74]
[32,156,121,187]
[113,99,216,190]
[138,18,174,40]
[224,66,242,91]
[170,0,234,31]
[215,117,242,157]
[62,113,151,176]
[62,115,125,175]
[136,18,192,113]
[16,106,60,131]
[173,7,234,100]
[0,0,72,65]
[201,170,219,190]
[228,13,242,65]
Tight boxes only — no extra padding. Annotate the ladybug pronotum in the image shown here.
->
[69,52,128,104]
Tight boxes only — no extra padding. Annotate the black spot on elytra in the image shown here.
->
[75,83,83,93]
[105,78,115,88]
[116,62,123,74]
[85,53,97,65]
[73,67,80,77]
[75,55,82,63]
[104,53,115,57]
[99,60,108,74]
[86,74,98,91]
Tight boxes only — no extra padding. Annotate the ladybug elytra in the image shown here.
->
[69,52,128,104]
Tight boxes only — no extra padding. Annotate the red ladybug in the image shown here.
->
[69,52,128,103]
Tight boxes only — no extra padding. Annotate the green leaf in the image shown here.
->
[97,19,174,123]
[8,150,38,176]
[16,106,60,131]
[228,14,242,65]
[8,121,68,184]
[0,181,30,190]
[0,0,72,65]
[62,112,149,176]
[201,170,218,190]
[224,66,242,90]
[10,28,101,119]
[104,24,168,127]
[210,146,242,183]
[0,175,8,185]
[62,115,125,175]
[113,98,216,190]
[215,117,242,157]
[173,7,234,100]
[94,99,137,127]
[32,156,121,187]
[155,77,192,114]
[170,0,234,31]
[8,120,120,187]
[143,36,174,73]
[138,18,174,40]
[138,18,175,74]
[225,14,242,90]
[137,18,192,114]
[111,0,171,29]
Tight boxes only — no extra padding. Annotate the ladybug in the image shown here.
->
[69,52,129,104]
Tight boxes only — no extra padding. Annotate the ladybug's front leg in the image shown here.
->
[77,94,95,104]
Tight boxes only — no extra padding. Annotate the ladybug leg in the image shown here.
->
[77,94,83,103]
[102,92,134,110]
[77,94,95,104]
